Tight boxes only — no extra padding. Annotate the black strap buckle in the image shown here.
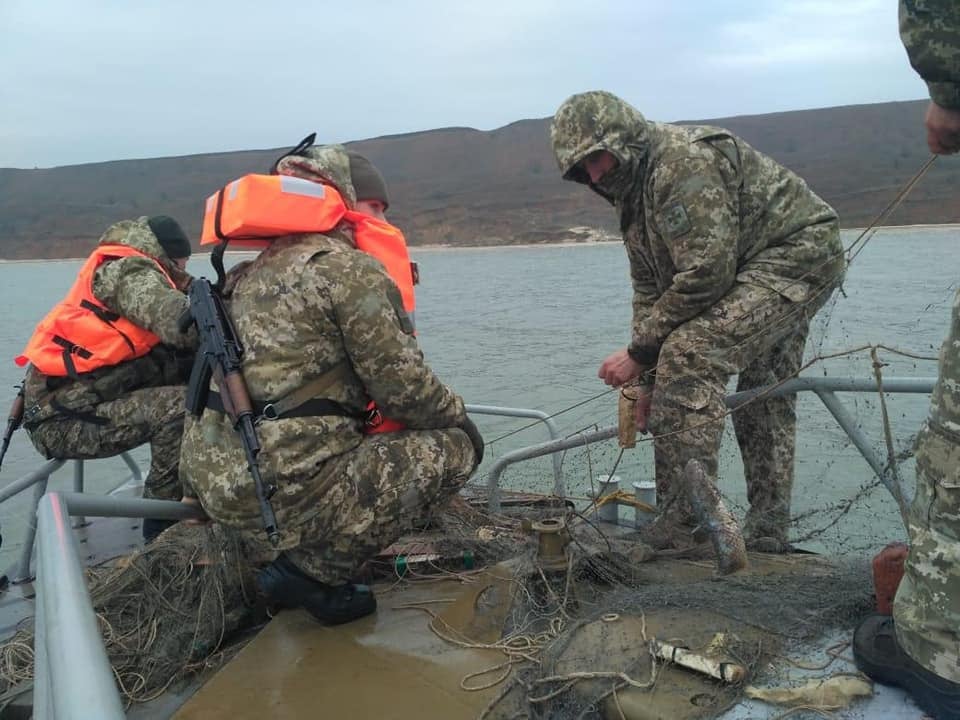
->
[364,406,383,429]
[261,403,280,421]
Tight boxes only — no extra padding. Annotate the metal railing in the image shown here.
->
[33,492,205,720]
[486,375,936,511]
[0,453,143,583]
[464,404,564,495]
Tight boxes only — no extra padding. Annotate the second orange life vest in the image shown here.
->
[201,174,419,433]
[15,245,176,377]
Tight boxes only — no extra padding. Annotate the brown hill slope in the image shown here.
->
[0,100,957,259]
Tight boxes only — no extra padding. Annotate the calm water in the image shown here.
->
[0,228,956,566]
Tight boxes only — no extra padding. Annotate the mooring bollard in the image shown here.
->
[593,475,621,524]
[633,480,656,528]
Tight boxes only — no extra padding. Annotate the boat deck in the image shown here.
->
[0,490,931,719]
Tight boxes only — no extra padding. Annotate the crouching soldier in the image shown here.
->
[180,141,482,625]
[16,216,196,541]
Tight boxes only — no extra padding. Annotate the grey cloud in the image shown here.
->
[0,0,928,168]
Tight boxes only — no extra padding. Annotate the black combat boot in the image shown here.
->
[256,554,376,625]
[142,518,177,543]
[854,614,960,720]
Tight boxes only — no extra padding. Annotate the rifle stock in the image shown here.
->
[183,279,280,545]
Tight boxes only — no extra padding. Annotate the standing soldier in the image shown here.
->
[15,216,195,541]
[550,91,845,551]
[853,4,960,719]
[900,0,960,155]
[179,143,482,625]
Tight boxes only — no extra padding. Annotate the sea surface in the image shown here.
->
[0,228,956,569]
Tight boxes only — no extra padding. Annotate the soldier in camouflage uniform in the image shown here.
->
[853,4,960,718]
[900,0,960,155]
[20,216,195,540]
[179,145,482,625]
[550,91,845,551]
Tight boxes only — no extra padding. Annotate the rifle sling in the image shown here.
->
[206,362,363,421]
[205,392,357,420]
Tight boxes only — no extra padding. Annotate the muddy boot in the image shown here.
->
[683,460,747,574]
[744,535,793,553]
[743,511,792,553]
[743,504,792,554]
[257,554,377,625]
[854,614,960,720]
[638,514,705,550]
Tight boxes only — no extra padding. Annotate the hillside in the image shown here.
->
[1,100,957,259]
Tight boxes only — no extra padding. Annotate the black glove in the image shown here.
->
[460,416,484,465]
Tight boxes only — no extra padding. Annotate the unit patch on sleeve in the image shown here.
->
[662,202,692,239]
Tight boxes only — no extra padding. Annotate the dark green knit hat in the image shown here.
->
[347,152,389,209]
[147,215,192,259]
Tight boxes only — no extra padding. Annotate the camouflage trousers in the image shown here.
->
[894,425,960,682]
[26,386,185,501]
[648,279,834,544]
[239,427,477,586]
[894,287,960,683]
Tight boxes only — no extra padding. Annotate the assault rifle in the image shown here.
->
[179,278,280,545]
[0,384,25,472]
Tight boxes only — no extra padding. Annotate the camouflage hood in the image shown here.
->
[275,143,358,208]
[550,90,650,203]
[98,217,171,262]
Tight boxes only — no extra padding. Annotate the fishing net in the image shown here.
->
[0,523,261,707]
[378,494,877,719]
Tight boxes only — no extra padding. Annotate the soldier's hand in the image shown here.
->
[925,102,960,155]
[598,349,642,387]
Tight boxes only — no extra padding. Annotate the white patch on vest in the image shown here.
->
[228,180,240,200]
[280,175,327,198]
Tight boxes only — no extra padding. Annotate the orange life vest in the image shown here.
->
[201,174,348,249]
[201,174,419,433]
[343,210,417,326]
[15,245,176,377]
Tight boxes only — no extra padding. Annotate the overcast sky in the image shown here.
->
[1,0,927,169]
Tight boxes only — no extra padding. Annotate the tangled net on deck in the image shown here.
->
[391,498,876,720]
[0,523,260,706]
[0,494,877,718]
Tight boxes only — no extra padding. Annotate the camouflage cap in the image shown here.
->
[275,144,357,207]
[550,90,649,184]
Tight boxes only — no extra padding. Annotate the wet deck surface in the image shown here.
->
[171,553,931,720]
[173,578,504,719]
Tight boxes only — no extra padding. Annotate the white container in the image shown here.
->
[633,480,656,528]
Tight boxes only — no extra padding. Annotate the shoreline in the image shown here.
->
[1,224,956,263]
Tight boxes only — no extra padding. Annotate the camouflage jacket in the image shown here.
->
[925,289,960,443]
[23,218,195,427]
[180,146,466,532]
[900,0,960,108]
[551,91,843,366]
